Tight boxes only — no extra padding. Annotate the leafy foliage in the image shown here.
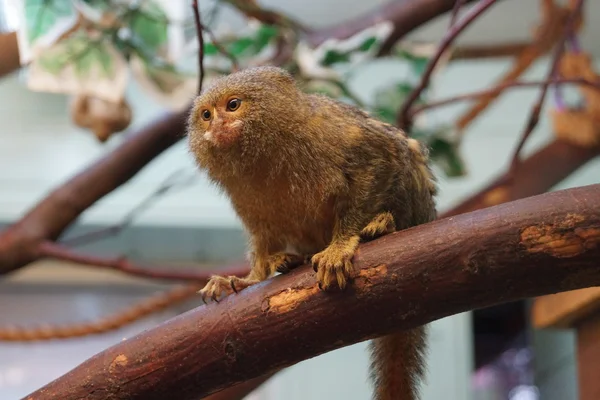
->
[25,0,73,41]
[21,0,465,177]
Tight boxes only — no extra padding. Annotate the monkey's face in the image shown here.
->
[192,94,248,149]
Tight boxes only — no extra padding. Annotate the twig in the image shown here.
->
[449,0,467,28]
[221,0,306,31]
[396,0,498,130]
[450,42,530,60]
[61,169,198,247]
[202,22,240,72]
[508,0,583,174]
[411,77,600,115]
[38,241,249,282]
[0,283,203,341]
[192,0,205,94]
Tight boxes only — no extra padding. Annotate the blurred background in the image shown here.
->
[1,0,599,399]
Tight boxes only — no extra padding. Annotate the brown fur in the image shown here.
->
[187,66,437,400]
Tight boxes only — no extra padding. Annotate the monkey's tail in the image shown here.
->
[368,326,428,400]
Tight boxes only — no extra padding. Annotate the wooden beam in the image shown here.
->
[577,314,600,400]
[532,287,600,328]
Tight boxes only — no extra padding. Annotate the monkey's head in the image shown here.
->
[188,66,308,169]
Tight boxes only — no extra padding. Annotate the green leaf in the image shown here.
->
[253,25,279,53]
[358,37,378,52]
[37,36,115,79]
[80,0,111,10]
[203,43,219,56]
[95,46,114,77]
[38,52,69,74]
[428,137,466,177]
[129,2,168,50]
[25,0,73,41]
[73,44,114,78]
[394,48,430,76]
[227,37,254,56]
[372,106,396,125]
[321,49,351,66]
[371,80,418,124]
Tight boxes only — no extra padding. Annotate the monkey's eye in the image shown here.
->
[226,98,241,112]
[201,109,211,121]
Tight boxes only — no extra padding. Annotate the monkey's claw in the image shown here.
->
[311,245,355,291]
[198,275,260,303]
[270,253,306,274]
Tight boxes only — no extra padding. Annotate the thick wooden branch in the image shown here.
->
[26,184,600,400]
[0,110,187,275]
[308,0,479,51]
[441,140,600,217]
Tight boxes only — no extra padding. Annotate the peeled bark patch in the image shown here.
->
[520,213,600,258]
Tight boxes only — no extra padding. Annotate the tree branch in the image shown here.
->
[308,0,480,51]
[37,241,249,282]
[0,109,188,275]
[25,184,600,400]
[192,0,205,94]
[441,140,600,217]
[508,0,583,173]
[396,0,498,130]
[411,77,600,115]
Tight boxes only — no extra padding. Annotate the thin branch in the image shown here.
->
[448,0,467,28]
[508,0,584,174]
[192,0,205,94]
[61,169,198,247]
[202,23,240,72]
[309,0,480,54]
[221,0,306,31]
[0,110,188,275]
[454,1,579,133]
[24,184,600,400]
[396,0,498,130]
[450,42,530,59]
[411,77,600,115]
[38,241,249,282]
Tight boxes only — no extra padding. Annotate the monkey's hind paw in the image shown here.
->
[311,240,358,291]
[269,252,307,274]
[199,275,260,304]
[360,212,396,241]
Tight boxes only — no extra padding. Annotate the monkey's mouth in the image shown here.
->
[204,120,243,148]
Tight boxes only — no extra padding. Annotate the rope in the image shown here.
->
[0,283,203,341]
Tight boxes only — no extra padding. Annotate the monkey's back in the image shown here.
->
[306,94,438,230]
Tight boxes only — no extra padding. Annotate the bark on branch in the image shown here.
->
[26,184,600,400]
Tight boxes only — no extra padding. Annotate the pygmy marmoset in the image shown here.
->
[187,66,437,400]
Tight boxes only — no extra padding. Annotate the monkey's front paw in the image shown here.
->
[269,252,307,274]
[199,275,260,304]
[311,244,356,291]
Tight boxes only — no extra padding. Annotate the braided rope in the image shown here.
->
[0,283,203,341]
